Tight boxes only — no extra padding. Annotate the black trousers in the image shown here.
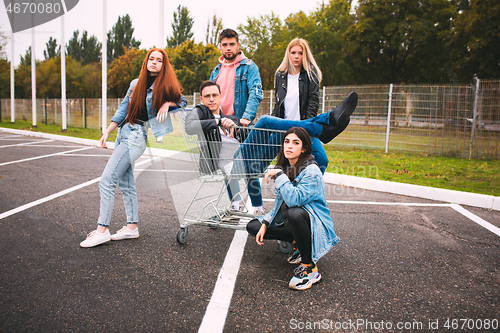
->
[246,207,312,264]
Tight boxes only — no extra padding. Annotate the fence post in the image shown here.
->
[269,89,273,114]
[83,97,87,128]
[67,100,70,127]
[469,78,481,159]
[322,86,326,113]
[43,93,47,124]
[385,84,393,153]
[98,98,101,130]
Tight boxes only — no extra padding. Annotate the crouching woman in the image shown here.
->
[246,127,339,290]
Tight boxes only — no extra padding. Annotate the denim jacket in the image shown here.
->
[110,78,187,138]
[259,163,339,262]
[210,58,263,122]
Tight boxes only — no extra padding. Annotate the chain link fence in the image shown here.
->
[2,80,499,159]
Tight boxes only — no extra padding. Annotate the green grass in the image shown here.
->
[323,145,500,196]
[2,119,500,196]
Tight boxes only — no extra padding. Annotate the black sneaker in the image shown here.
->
[318,118,350,144]
[331,91,358,127]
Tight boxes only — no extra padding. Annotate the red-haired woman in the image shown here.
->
[81,48,186,248]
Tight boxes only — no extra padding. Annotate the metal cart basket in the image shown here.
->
[177,113,291,253]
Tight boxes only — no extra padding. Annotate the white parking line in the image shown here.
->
[0,147,93,166]
[0,137,39,140]
[197,183,257,333]
[134,169,196,173]
[0,178,101,221]
[0,139,55,149]
[266,199,500,237]
[451,204,500,237]
[0,156,162,221]
[198,230,248,333]
[61,154,112,157]
[16,145,86,148]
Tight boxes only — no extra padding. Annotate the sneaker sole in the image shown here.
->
[288,257,302,264]
[289,272,322,290]
[80,238,111,248]
[110,235,139,241]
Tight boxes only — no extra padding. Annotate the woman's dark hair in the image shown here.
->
[275,127,313,181]
[128,48,182,124]
[219,28,239,43]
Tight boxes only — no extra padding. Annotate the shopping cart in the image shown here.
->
[177,113,292,253]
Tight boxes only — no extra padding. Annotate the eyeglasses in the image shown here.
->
[201,93,220,99]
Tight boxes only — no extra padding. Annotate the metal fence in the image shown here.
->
[1,80,499,159]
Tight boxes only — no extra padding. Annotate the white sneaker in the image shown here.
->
[111,226,139,241]
[80,230,111,248]
[253,206,265,215]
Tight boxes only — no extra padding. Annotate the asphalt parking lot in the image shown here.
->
[0,131,499,333]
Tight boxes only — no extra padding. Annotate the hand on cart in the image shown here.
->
[220,117,237,138]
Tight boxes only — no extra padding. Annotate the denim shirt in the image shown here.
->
[259,164,339,262]
[110,78,188,138]
[210,58,263,122]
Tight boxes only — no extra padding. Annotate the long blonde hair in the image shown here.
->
[276,38,322,84]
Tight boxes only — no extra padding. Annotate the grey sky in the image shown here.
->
[1,0,331,66]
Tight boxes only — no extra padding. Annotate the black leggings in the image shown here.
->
[246,207,312,264]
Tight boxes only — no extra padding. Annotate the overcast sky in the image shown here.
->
[0,0,343,66]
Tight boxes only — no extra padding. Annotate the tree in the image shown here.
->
[36,57,61,97]
[44,37,60,60]
[19,46,31,67]
[346,0,456,84]
[167,5,194,48]
[304,0,355,86]
[238,12,285,89]
[66,30,82,62]
[0,59,10,98]
[0,29,7,58]
[80,31,102,65]
[0,29,8,99]
[81,63,102,98]
[107,48,146,98]
[107,14,141,63]
[168,40,220,94]
[66,30,101,65]
[449,0,500,82]
[205,14,223,45]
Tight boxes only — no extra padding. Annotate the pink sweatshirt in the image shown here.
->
[216,51,247,116]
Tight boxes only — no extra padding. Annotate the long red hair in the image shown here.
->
[128,48,182,123]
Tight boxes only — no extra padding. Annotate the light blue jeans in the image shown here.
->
[98,123,147,227]
[225,178,263,207]
[232,114,331,176]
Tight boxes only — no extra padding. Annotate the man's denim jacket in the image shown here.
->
[110,78,187,138]
[210,58,263,122]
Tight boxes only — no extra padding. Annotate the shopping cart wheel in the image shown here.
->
[278,241,292,253]
[176,228,188,244]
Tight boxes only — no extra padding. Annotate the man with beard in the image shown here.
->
[210,28,264,214]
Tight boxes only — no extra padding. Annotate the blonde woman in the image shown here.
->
[272,38,330,173]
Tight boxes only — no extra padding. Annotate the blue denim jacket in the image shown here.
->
[110,78,187,138]
[210,58,263,122]
[260,164,339,262]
